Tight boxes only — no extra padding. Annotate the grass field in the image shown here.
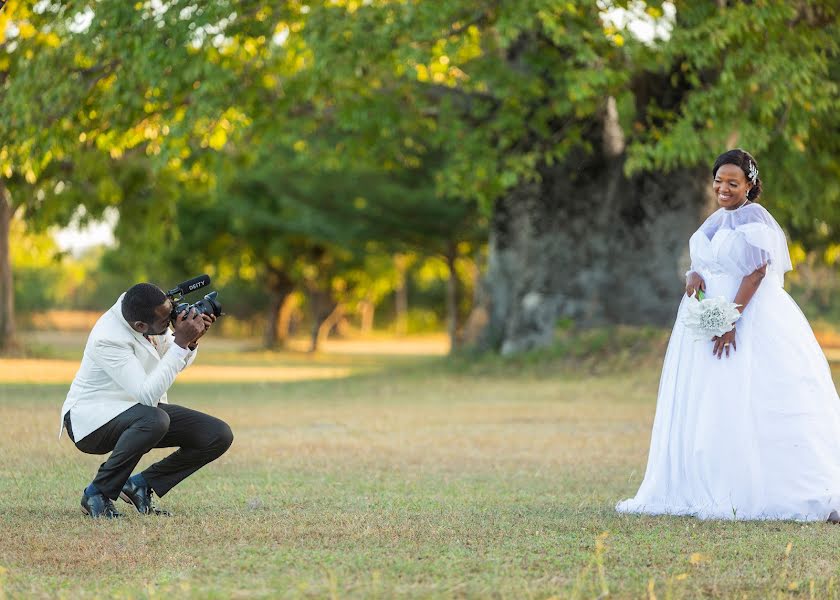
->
[2,332,840,599]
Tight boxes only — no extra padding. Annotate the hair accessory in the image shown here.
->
[747,161,759,184]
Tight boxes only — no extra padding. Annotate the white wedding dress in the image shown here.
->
[617,203,840,521]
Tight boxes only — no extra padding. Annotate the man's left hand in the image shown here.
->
[191,314,217,345]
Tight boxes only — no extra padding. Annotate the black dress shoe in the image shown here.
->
[80,491,123,518]
[120,478,171,516]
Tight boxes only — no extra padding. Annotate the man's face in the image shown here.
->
[143,300,174,336]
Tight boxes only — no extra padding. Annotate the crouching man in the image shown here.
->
[59,283,234,518]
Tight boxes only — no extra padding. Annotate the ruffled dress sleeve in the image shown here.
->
[732,206,793,285]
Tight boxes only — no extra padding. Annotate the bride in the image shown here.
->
[617,149,840,521]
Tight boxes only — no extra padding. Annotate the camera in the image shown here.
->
[166,275,223,322]
[171,291,222,321]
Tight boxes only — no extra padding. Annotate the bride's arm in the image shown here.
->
[733,263,768,314]
[685,271,706,297]
[712,263,767,358]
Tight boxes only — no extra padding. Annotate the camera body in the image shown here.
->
[166,275,223,323]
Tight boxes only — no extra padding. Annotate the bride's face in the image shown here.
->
[713,164,751,210]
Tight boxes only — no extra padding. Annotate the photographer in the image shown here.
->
[59,282,233,518]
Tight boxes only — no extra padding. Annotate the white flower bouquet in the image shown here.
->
[683,292,741,340]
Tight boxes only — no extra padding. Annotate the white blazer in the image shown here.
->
[59,294,197,442]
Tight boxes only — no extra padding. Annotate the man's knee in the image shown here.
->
[135,406,170,440]
[150,408,171,437]
[212,420,234,454]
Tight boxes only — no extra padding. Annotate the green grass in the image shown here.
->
[2,337,840,599]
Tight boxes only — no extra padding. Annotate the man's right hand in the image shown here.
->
[172,308,206,348]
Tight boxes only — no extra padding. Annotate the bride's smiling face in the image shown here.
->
[713,164,751,210]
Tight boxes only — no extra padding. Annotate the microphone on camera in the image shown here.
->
[168,274,211,298]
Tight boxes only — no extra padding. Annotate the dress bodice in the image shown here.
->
[687,204,792,285]
[689,229,758,279]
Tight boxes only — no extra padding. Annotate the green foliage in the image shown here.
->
[4,0,840,336]
[5,0,839,231]
[172,148,482,326]
[2,0,238,174]
[624,2,840,243]
[273,0,627,210]
[9,216,65,312]
[270,0,839,242]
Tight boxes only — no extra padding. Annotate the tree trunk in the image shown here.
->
[316,303,344,349]
[445,241,460,353]
[307,286,337,352]
[394,254,408,336]
[463,90,717,355]
[262,268,294,349]
[277,292,298,342]
[467,156,714,355]
[359,297,375,334]
[0,183,17,355]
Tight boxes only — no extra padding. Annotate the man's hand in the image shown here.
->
[191,313,216,344]
[172,308,206,349]
[686,272,706,298]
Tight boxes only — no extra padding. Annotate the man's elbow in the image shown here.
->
[131,389,159,406]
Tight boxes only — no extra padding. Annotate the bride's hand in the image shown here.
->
[686,272,706,298]
[712,328,737,359]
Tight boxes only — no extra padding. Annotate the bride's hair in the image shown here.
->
[712,149,763,201]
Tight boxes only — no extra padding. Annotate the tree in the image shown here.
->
[0,0,239,352]
[275,0,840,353]
[3,0,484,354]
[10,0,836,358]
[0,187,15,349]
[175,147,481,349]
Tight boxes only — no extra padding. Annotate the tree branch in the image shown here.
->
[442,8,495,39]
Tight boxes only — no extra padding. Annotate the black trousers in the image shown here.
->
[66,403,233,500]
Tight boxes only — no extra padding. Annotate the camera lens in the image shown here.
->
[168,291,222,322]
[193,291,222,317]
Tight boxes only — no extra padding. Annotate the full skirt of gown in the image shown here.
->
[616,272,840,521]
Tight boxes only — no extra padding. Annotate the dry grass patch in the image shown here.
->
[0,359,357,385]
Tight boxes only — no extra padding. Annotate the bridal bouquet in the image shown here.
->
[683,293,741,340]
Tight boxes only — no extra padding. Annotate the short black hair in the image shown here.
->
[712,148,763,202]
[122,283,167,324]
